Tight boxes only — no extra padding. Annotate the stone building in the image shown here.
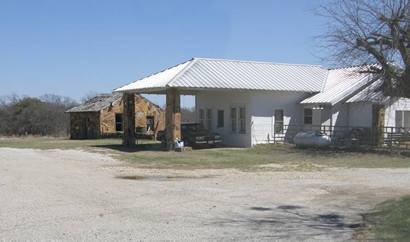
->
[66,93,165,139]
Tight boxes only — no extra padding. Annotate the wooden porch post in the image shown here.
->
[165,88,181,150]
[122,93,136,147]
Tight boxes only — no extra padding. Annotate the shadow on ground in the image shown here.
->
[93,143,232,152]
[210,204,363,240]
[92,143,165,153]
[115,174,217,181]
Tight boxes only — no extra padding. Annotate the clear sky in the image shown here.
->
[0,0,328,107]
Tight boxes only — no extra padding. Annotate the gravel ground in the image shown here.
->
[1,148,410,241]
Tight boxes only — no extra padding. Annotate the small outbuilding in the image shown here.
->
[66,93,165,139]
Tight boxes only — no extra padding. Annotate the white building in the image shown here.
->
[116,58,410,147]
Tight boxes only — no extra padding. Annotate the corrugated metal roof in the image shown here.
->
[346,79,390,104]
[115,58,328,93]
[115,60,191,93]
[300,66,374,105]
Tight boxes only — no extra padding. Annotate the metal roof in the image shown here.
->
[115,60,191,93]
[300,66,375,105]
[115,58,328,93]
[346,80,390,104]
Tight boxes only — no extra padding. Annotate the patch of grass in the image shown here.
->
[116,144,410,170]
[1,138,410,170]
[358,195,410,240]
[0,136,155,150]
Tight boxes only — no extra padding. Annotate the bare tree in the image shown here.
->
[81,91,99,103]
[321,0,410,98]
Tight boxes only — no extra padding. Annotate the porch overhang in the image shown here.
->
[114,57,329,149]
[116,86,200,96]
[116,86,185,150]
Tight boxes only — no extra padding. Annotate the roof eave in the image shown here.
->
[65,110,101,113]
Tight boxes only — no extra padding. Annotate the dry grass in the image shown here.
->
[1,137,410,170]
[0,136,154,150]
[356,195,410,241]
[115,144,410,170]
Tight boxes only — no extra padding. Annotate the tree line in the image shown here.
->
[0,94,196,137]
[0,94,78,137]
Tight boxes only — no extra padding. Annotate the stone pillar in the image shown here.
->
[122,93,136,147]
[165,88,181,150]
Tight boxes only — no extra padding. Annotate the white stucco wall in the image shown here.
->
[320,107,332,126]
[385,98,410,127]
[195,90,311,147]
[195,90,252,147]
[195,90,410,147]
[329,103,349,127]
[343,98,410,128]
[347,102,373,127]
[249,91,311,146]
[301,102,371,128]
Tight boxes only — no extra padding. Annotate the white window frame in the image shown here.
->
[274,109,284,133]
[230,107,237,133]
[206,108,212,130]
[239,106,246,134]
[217,109,224,128]
[199,109,205,128]
[396,110,410,128]
[304,108,313,125]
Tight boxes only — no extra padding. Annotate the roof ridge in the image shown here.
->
[167,58,198,87]
[113,58,193,93]
[334,77,378,105]
[320,70,331,92]
[328,63,379,70]
[86,92,122,100]
[193,57,323,68]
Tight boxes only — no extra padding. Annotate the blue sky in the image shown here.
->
[0,0,328,107]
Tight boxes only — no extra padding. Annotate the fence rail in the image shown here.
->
[271,125,410,150]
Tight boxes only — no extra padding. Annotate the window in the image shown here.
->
[239,107,246,133]
[304,108,313,125]
[206,109,212,130]
[231,107,237,132]
[115,113,123,132]
[274,109,284,133]
[199,109,205,128]
[217,110,224,128]
[396,111,410,128]
[146,116,154,132]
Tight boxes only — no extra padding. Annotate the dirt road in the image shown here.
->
[1,148,410,241]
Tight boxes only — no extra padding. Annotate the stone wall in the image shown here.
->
[134,95,165,134]
[69,112,101,139]
[99,95,165,137]
[100,100,122,135]
[70,95,165,139]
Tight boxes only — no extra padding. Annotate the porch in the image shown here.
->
[271,124,410,151]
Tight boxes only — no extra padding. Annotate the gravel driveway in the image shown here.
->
[1,148,410,241]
